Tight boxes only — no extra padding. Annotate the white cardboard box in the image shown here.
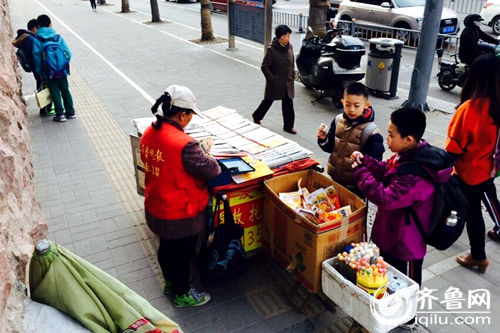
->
[322,258,419,333]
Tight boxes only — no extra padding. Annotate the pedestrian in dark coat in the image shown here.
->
[252,25,297,134]
[459,14,499,66]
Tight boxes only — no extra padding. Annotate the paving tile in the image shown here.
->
[190,321,227,333]
[214,301,246,332]
[264,309,307,332]
[73,239,92,257]
[232,320,271,333]
[176,308,218,332]
[53,229,72,245]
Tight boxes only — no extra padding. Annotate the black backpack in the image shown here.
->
[199,193,248,287]
[398,162,468,251]
[16,48,33,73]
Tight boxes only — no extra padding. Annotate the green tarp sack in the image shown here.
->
[29,241,182,333]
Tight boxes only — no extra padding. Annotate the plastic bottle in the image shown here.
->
[444,210,458,233]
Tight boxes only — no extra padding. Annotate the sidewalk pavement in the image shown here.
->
[8,0,500,332]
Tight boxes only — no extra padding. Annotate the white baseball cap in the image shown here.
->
[165,85,202,117]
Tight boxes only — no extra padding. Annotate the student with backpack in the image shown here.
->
[316,82,384,198]
[350,107,456,287]
[12,19,54,117]
[33,14,75,123]
[446,54,500,273]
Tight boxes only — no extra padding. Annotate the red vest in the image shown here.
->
[140,123,209,220]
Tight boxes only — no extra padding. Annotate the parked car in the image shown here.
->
[337,0,459,40]
[481,0,500,35]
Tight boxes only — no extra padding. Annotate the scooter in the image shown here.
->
[296,24,366,109]
[436,49,467,91]
[436,42,500,91]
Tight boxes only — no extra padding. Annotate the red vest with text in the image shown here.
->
[140,123,209,220]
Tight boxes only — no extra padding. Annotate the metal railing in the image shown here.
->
[272,11,308,31]
[337,20,461,56]
[444,0,486,14]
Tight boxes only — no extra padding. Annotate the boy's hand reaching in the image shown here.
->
[316,123,328,140]
[350,151,364,168]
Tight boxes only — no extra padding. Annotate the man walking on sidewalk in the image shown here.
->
[33,14,75,123]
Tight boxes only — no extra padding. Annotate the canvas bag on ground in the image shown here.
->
[199,193,248,287]
[35,86,52,109]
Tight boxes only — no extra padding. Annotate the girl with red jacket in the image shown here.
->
[446,54,500,273]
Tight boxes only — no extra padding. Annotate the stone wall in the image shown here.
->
[0,0,48,332]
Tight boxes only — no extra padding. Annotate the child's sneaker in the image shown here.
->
[40,110,56,117]
[173,288,211,308]
[163,281,173,295]
[52,115,66,122]
[66,113,76,119]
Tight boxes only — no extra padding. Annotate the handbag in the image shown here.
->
[199,193,248,287]
[35,86,52,109]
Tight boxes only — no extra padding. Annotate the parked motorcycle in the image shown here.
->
[296,25,366,109]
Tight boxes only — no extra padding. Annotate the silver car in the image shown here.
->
[337,0,459,37]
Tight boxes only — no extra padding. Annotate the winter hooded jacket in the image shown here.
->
[318,107,385,189]
[261,38,295,100]
[354,141,454,261]
[32,27,72,79]
[459,14,498,65]
[12,29,35,70]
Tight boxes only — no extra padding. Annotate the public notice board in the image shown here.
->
[229,3,265,44]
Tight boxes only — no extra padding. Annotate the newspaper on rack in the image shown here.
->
[131,106,313,183]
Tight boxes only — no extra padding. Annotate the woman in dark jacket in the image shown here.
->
[141,85,221,308]
[252,25,297,134]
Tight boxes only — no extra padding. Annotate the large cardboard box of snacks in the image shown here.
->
[262,170,366,293]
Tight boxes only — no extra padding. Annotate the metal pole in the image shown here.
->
[227,0,237,51]
[402,0,444,111]
[297,12,305,34]
[264,0,273,52]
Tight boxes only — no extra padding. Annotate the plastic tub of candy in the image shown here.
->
[322,257,419,333]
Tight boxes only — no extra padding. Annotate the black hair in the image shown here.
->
[27,19,38,31]
[37,14,51,28]
[275,25,292,39]
[344,82,369,99]
[460,54,500,125]
[390,107,426,141]
[150,93,194,130]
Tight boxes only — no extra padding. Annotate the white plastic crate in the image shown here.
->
[322,258,419,333]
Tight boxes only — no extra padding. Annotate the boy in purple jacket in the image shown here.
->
[350,107,453,288]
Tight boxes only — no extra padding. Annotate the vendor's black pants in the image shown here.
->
[253,91,295,129]
[158,234,198,296]
[90,0,97,10]
[458,177,500,260]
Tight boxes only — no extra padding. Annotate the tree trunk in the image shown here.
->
[151,0,161,22]
[200,0,214,41]
[307,0,329,39]
[121,0,130,13]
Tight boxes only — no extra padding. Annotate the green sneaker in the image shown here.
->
[40,110,56,117]
[163,281,173,295]
[173,288,211,308]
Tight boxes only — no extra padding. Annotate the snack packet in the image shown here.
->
[305,188,333,213]
[325,185,340,209]
[297,178,311,210]
[279,192,302,210]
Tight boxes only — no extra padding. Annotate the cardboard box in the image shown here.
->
[213,184,264,252]
[263,170,366,293]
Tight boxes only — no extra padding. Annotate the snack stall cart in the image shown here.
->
[130,106,321,253]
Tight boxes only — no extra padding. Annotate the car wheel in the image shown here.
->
[438,71,456,91]
[492,16,500,35]
[394,22,412,45]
